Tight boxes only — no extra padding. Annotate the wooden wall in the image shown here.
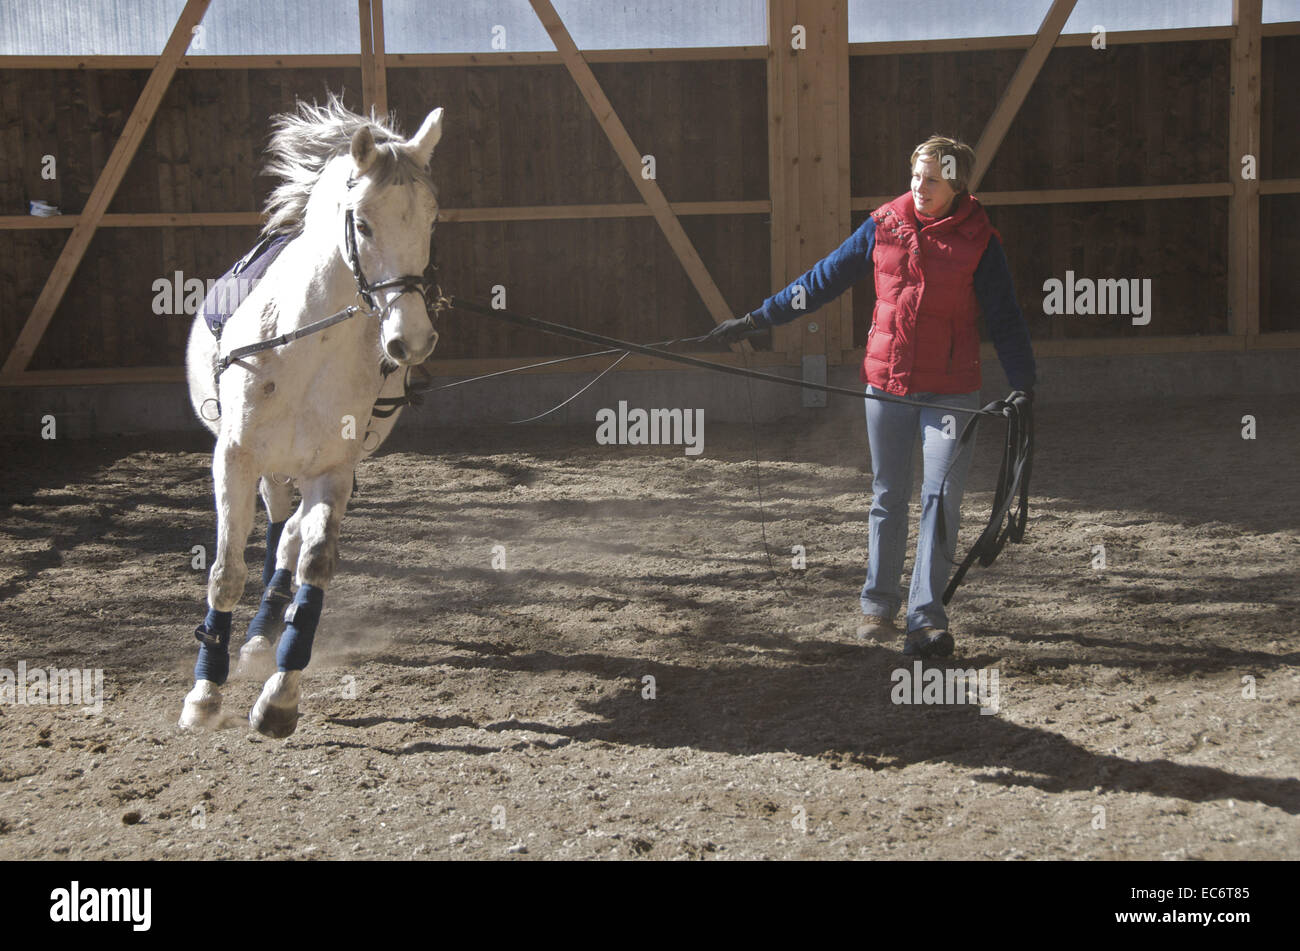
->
[1260,35,1299,333]
[0,33,1294,374]
[387,61,770,360]
[848,39,1234,346]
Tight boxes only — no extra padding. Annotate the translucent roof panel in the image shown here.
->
[1264,0,1300,22]
[383,0,765,54]
[187,0,361,55]
[1,0,186,56]
[0,0,361,56]
[849,0,1232,43]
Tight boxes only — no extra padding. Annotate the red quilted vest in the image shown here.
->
[863,192,996,395]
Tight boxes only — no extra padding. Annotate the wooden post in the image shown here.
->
[526,0,745,348]
[766,0,852,366]
[1229,0,1261,337]
[969,0,1076,193]
[359,0,388,118]
[1,0,211,380]
[371,0,388,118]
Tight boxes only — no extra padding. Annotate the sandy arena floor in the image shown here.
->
[1,394,1297,859]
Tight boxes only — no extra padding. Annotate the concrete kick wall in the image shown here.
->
[2,348,1297,440]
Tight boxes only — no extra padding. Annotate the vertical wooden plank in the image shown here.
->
[796,1,826,361]
[359,0,376,114]
[371,0,388,118]
[765,0,787,323]
[1229,0,1262,337]
[768,0,849,365]
[834,0,852,360]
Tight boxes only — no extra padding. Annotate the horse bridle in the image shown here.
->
[343,174,445,320]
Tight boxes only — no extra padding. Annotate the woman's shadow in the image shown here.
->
[430,639,1300,815]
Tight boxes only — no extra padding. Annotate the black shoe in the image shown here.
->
[902,627,954,658]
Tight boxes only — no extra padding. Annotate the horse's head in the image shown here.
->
[341,108,444,366]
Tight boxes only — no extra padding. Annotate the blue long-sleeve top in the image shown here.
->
[750,216,1037,393]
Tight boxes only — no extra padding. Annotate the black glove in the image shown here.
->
[705,313,758,343]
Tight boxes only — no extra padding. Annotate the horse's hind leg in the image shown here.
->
[236,476,297,680]
[179,440,259,729]
[250,467,352,738]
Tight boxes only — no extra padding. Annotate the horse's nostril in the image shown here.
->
[386,339,408,362]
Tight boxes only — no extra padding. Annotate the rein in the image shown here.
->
[439,296,1034,602]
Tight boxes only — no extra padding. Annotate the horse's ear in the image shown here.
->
[351,126,378,175]
[406,107,444,168]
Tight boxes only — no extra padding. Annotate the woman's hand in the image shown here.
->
[705,314,758,343]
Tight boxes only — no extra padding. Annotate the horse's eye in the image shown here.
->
[356,219,373,238]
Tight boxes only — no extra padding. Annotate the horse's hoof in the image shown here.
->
[250,670,302,739]
[178,679,223,730]
[236,635,277,681]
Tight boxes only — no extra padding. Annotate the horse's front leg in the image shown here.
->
[236,476,298,681]
[249,466,353,738]
[179,439,259,729]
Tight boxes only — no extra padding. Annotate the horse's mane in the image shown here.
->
[261,93,437,238]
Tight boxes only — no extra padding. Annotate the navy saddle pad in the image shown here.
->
[200,233,291,336]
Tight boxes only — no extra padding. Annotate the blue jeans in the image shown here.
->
[860,385,981,633]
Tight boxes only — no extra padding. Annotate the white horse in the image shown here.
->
[179,97,445,738]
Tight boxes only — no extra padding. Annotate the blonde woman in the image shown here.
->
[711,136,1036,657]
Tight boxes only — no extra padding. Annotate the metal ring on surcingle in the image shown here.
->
[362,429,381,452]
[200,398,221,421]
[270,472,292,486]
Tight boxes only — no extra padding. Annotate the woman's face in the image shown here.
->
[911,155,957,217]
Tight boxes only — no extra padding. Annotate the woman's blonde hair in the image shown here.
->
[910,135,976,196]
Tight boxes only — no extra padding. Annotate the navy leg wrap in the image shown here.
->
[262,519,287,588]
[277,584,324,671]
[246,568,293,644]
[194,608,233,685]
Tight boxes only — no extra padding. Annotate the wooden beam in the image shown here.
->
[0,0,212,381]
[766,0,852,367]
[18,26,1300,71]
[389,46,768,66]
[0,54,361,69]
[1229,0,1263,336]
[359,0,378,115]
[2,367,189,387]
[370,0,388,117]
[983,335,1243,359]
[852,182,1234,210]
[525,0,742,344]
[0,47,770,69]
[0,212,264,229]
[849,26,1237,56]
[1260,178,1300,194]
[439,200,771,222]
[969,0,1077,193]
[0,351,797,387]
[0,201,771,232]
[10,331,1300,388]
